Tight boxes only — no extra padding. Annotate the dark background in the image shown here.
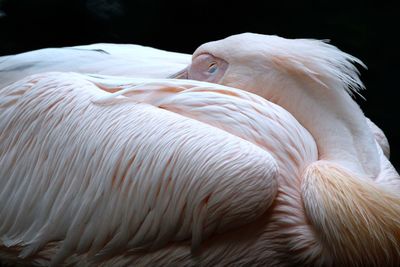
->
[0,0,399,171]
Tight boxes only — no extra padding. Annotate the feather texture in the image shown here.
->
[0,72,317,266]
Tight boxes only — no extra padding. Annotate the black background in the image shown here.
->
[0,0,399,171]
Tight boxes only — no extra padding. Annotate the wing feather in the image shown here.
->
[0,73,278,265]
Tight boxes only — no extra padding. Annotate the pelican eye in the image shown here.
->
[208,63,218,74]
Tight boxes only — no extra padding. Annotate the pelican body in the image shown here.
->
[0,33,398,266]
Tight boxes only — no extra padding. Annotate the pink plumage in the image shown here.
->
[0,33,399,266]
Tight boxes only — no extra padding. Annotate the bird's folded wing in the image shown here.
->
[0,73,278,265]
[90,75,317,177]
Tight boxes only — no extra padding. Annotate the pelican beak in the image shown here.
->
[168,67,188,79]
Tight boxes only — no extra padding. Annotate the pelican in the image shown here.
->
[0,33,398,266]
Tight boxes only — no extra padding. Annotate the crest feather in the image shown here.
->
[271,38,366,97]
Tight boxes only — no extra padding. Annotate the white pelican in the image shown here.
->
[0,33,398,266]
